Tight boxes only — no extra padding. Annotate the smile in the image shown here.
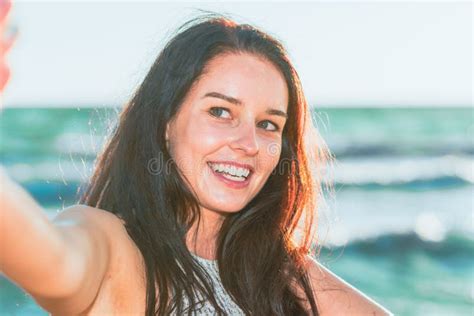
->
[209,162,250,178]
[207,161,254,189]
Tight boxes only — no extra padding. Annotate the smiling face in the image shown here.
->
[166,52,289,217]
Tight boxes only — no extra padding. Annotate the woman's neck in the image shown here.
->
[185,207,226,260]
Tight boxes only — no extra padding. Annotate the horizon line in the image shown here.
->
[2,103,473,110]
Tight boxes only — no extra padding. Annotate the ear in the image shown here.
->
[165,123,170,150]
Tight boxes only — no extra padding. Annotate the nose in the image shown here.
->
[229,121,259,156]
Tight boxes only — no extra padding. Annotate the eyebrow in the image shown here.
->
[202,92,288,119]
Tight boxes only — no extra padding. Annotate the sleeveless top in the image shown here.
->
[177,253,245,315]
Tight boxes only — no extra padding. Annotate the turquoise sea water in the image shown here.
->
[0,107,473,315]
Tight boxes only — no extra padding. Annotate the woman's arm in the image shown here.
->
[0,168,68,295]
[0,168,111,314]
[306,255,393,316]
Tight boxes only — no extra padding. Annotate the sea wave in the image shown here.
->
[325,155,473,189]
[329,142,474,158]
[3,154,473,192]
[320,231,474,260]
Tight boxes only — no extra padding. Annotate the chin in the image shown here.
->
[206,202,247,215]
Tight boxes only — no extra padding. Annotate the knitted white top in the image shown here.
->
[179,253,245,315]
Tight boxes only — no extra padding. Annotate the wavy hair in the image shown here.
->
[80,14,331,316]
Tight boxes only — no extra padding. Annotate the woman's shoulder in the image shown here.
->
[54,204,141,261]
[53,204,134,245]
[304,255,393,316]
[50,204,146,314]
[53,204,145,276]
[54,204,125,227]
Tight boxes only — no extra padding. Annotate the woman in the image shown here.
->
[0,15,392,315]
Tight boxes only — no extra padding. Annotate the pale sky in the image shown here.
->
[3,1,473,107]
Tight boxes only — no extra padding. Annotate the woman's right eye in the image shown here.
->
[208,107,232,119]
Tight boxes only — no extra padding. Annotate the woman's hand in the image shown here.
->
[1,0,15,93]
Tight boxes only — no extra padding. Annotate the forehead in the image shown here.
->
[189,53,289,112]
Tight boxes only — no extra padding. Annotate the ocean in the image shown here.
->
[0,107,472,315]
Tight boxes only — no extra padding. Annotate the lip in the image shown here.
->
[207,161,254,189]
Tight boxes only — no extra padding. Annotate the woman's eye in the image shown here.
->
[209,108,279,132]
[209,107,231,119]
[259,120,279,132]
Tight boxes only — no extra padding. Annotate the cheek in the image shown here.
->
[173,122,230,174]
[257,140,282,175]
[192,127,230,160]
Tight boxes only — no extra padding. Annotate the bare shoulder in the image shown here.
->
[305,255,393,316]
[52,204,143,280]
[52,204,138,254]
[34,204,139,315]
[53,204,143,268]
[52,204,134,260]
[53,204,125,231]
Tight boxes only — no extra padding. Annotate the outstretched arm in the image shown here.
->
[0,169,111,314]
[0,2,111,313]
[0,168,69,296]
[306,255,393,316]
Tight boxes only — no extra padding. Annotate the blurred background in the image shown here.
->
[0,1,472,315]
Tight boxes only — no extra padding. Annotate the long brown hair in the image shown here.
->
[80,14,331,315]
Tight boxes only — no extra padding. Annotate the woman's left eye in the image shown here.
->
[258,120,279,132]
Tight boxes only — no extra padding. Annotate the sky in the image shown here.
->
[2,1,472,108]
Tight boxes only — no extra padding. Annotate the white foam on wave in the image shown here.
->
[54,132,106,155]
[325,154,474,186]
[6,159,94,183]
[317,186,472,247]
[415,212,447,242]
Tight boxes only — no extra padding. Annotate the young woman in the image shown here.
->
[0,15,392,315]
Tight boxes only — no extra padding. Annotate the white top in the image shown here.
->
[177,253,245,315]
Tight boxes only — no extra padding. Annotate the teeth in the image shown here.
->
[209,163,251,178]
[222,173,246,182]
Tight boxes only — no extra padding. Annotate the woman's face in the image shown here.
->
[166,52,289,216]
